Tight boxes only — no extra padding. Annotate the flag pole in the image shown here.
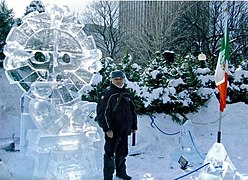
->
[215,2,229,143]
[217,112,222,143]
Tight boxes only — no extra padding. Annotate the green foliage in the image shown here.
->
[24,0,45,16]
[127,87,146,115]
[227,60,248,104]
[175,55,211,112]
[117,53,146,113]
[80,52,248,123]
[0,0,14,62]
[136,52,212,123]
[141,51,171,91]
[117,52,142,82]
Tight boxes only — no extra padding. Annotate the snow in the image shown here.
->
[235,67,248,81]
[0,67,248,179]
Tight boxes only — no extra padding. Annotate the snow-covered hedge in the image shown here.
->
[81,53,248,124]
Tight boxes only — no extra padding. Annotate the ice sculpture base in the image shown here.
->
[26,129,102,179]
[0,160,13,180]
[198,142,237,180]
[20,113,36,153]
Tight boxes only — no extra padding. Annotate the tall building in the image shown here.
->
[119,1,181,36]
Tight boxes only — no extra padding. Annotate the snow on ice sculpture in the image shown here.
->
[3,4,104,179]
[198,143,237,180]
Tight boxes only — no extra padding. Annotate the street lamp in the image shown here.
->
[197,40,207,62]
[198,52,206,61]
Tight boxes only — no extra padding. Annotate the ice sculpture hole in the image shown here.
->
[56,74,63,81]
[35,51,46,62]
[62,53,70,63]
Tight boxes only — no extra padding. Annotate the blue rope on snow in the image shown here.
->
[148,115,221,179]
[174,162,210,180]
[148,115,205,158]
[188,131,205,160]
[174,163,223,180]
[149,114,180,135]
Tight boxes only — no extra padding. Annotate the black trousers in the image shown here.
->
[103,133,128,179]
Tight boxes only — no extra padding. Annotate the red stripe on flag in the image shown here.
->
[217,73,228,112]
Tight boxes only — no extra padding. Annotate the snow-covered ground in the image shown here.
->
[0,67,248,180]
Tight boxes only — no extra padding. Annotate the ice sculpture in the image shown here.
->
[0,160,12,179]
[179,120,194,152]
[178,120,203,167]
[198,143,237,180]
[3,4,103,179]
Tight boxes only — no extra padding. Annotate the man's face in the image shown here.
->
[112,77,124,88]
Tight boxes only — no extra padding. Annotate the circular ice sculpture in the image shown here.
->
[4,4,102,91]
[3,4,103,134]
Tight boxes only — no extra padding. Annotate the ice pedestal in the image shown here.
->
[26,127,103,179]
[21,91,104,179]
[198,142,237,180]
[20,113,36,153]
[48,148,100,179]
[20,85,104,179]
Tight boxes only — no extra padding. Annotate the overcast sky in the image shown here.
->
[4,0,90,18]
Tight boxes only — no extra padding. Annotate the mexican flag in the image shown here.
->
[214,19,229,112]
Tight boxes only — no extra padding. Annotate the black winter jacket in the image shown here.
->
[95,83,137,135]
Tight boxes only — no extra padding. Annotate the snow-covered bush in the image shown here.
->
[117,53,142,82]
[228,60,248,103]
[81,51,248,123]
[0,1,15,65]
[24,0,45,16]
[134,53,213,123]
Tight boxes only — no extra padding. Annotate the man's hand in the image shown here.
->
[106,130,113,138]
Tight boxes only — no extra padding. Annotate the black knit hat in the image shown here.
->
[111,70,125,79]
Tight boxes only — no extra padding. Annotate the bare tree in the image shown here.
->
[171,2,210,56]
[228,1,248,67]
[176,1,248,69]
[120,1,187,65]
[119,1,211,66]
[82,1,123,60]
[120,1,248,68]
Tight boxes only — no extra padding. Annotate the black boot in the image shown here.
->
[104,154,114,180]
[115,156,132,180]
[116,174,132,180]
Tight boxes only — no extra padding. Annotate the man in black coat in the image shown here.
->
[95,70,138,180]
